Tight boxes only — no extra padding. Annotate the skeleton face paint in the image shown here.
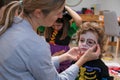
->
[78,31,98,54]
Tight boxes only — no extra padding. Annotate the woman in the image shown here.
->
[0,0,100,80]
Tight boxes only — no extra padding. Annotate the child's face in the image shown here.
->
[78,31,98,54]
[52,22,63,31]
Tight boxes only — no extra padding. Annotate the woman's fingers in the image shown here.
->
[95,44,101,56]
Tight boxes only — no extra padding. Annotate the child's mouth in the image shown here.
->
[81,48,87,51]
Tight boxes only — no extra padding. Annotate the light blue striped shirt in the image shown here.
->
[0,17,79,80]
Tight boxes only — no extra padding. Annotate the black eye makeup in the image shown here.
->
[87,39,96,47]
[79,38,96,47]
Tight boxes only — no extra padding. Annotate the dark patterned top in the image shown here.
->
[75,59,113,80]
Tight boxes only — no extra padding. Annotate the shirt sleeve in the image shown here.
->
[16,37,79,80]
[52,56,60,69]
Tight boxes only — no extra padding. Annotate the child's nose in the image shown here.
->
[82,41,87,46]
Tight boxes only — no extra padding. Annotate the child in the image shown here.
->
[76,22,113,80]
[38,6,82,73]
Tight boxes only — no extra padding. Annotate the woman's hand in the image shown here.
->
[58,44,100,65]
[65,47,82,61]
[82,44,100,60]
[75,44,101,67]
[58,47,82,63]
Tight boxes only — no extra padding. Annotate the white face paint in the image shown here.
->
[78,31,98,54]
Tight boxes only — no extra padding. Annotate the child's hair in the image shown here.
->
[77,22,105,53]
[44,16,70,40]
[0,0,65,35]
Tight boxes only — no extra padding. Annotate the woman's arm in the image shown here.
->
[58,44,101,67]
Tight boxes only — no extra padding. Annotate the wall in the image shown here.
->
[99,0,120,16]
[70,0,120,16]
[70,0,98,12]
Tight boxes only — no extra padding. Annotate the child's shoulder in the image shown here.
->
[84,59,107,67]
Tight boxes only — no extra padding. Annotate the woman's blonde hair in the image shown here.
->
[0,0,65,35]
[77,22,105,53]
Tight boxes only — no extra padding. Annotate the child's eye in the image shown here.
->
[88,41,94,44]
[87,40,96,47]
[80,39,84,43]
